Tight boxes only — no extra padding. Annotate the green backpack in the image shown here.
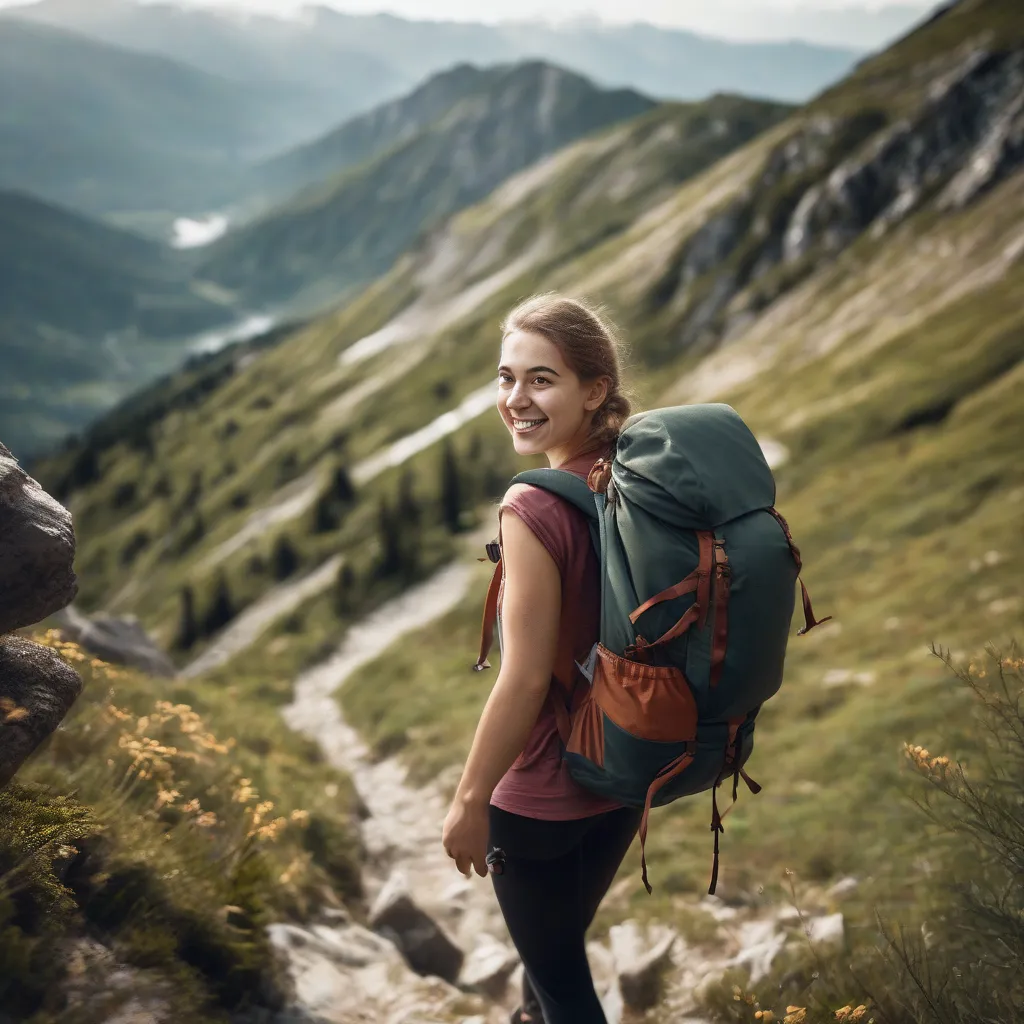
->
[475,403,830,894]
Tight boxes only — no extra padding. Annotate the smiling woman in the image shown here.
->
[442,293,638,1024]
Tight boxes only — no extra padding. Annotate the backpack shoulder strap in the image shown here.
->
[509,468,599,521]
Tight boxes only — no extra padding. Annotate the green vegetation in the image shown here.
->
[0,190,238,457]
[0,632,362,1022]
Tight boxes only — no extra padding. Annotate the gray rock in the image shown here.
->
[0,635,83,788]
[609,921,677,1012]
[51,605,178,679]
[0,440,77,633]
[806,912,845,951]
[369,875,464,984]
[459,939,519,1000]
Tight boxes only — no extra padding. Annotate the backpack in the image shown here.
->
[474,403,831,895]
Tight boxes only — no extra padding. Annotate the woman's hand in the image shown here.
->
[442,795,490,878]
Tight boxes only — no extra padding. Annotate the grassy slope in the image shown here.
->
[338,0,1024,917]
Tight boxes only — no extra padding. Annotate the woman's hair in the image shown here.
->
[501,293,632,452]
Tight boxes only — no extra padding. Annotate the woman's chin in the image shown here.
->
[510,429,548,456]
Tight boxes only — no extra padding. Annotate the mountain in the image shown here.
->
[200,64,718,310]
[250,63,514,204]
[0,189,236,455]
[28,3,1024,979]
[12,0,862,110]
[0,17,325,219]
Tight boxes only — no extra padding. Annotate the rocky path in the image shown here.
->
[269,555,856,1024]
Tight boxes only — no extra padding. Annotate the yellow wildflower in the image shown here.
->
[195,812,219,828]
[156,789,180,809]
[785,1009,807,1024]
[755,1012,776,1022]
[290,809,310,826]
[182,799,201,814]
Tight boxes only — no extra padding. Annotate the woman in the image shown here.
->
[441,293,643,1024]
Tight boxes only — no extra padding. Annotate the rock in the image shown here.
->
[826,876,860,900]
[0,635,83,788]
[727,918,786,985]
[369,873,465,983]
[459,937,519,1000]
[0,440,77,633]
[268,922,400,970]
[608,920,677,1012]
[805,912,845,952]
[51,605,178,678]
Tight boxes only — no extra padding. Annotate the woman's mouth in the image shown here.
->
[511,417,548,434]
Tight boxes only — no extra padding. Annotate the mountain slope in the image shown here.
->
[15,0,862,108]
[0,18,314,217]
[250,63,516,205]
[199,63,663,309]
[27,0,1024,1007]
[0,190,236,455]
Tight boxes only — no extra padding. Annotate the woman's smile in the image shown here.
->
[511,416,548,433]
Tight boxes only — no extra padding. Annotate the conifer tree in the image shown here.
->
[272,534,300,580]
[202,573,235,635]
[441,438,463,532]
[174,585,198,651]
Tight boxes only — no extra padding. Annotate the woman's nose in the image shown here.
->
[506,386,530,409]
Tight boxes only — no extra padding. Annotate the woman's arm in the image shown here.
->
[441,502,562,877]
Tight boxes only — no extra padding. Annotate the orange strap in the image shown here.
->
[474,558,503,671]
[766,507,832,635]
[639,749,695,894]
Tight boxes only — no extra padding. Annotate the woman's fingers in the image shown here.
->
[455,852,473,877]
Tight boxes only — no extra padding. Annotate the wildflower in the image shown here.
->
[784,1009,807,1024]
[756,1012,776,1022]
[182,799,201,814]
[195,812,219,828]
[2,705,30,723]
[233,778,257,803]
[156,789,180,809]
[290,809,310,826]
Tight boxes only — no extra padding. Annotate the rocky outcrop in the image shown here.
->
[0,441,77,633]
[0,440,82,788]
[0,635,83,788]
[52,605,178,678]
[368,872,465,984]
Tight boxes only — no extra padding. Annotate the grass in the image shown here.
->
[0,632,363,1022]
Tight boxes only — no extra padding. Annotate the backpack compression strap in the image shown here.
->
[766,508,833,634]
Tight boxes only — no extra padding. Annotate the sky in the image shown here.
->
[0,0,942,46]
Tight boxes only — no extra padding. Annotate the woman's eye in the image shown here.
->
[533,377,550,386]
[498,373,513,384]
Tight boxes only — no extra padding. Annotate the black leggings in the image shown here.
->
[488,804,643,1024]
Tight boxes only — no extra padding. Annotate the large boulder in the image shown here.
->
[0,635,84,788]
[368,873,465,984]
[52,605,178,678]
[0,441,77,633]
[609,920,677,1012]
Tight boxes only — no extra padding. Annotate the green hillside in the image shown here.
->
[0,190,236,456]
[23,0,1024,1017]
[199,62,675,310]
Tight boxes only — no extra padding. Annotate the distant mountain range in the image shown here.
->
[0,18,325,219]
[8,0,862,123]
[200,63,670,310]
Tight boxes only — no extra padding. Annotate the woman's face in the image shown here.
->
[497,329,608,467]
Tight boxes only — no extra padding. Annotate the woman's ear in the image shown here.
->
[584,377,610,412]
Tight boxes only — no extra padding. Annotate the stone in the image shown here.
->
[459,938,519,1000]
[0,635,83,788]
[608,920,677,1012]
[0,440,78,633]
[369,873,464,983]
[52,605,178,678]
[805,912,845,951]
[826,876,860,900]
[727,918,786,985]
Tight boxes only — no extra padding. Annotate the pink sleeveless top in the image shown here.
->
[490,451,622,821]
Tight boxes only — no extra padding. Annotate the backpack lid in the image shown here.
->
[615,404,776,529]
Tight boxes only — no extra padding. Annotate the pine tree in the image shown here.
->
[375,499,403,578]
[332,466,355,504]
[272,534,300,580]
[174,586,199,651]
[334,563,357,616]
[441,438,463,532]
[397,469,421,527]
[201,573,235,635]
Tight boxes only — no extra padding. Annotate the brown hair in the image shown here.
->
[501,293,632,453]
